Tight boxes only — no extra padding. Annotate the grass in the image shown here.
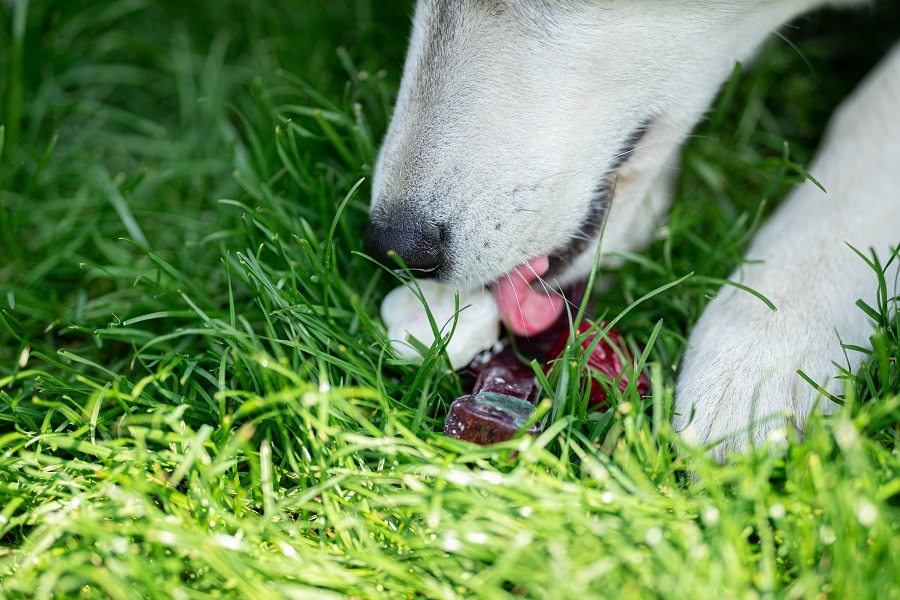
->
[1,1,899,598]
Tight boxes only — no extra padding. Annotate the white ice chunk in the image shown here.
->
[381,281,500,370]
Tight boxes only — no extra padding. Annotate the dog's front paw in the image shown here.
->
[672,286,845,461]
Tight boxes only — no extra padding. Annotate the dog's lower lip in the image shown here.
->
[539,175,616,286]
[544,254,568,281]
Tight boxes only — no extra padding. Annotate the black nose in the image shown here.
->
[364,216,446,276]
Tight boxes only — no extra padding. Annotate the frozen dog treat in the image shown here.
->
[444,393,540,445]
[444,360,540,444]
[444,314,651,446]
[548,322,650,407]
[381,281,500,370]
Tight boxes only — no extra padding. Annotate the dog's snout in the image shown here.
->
[364,216,447,276]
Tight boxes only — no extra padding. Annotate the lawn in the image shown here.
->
[1,1,899,598]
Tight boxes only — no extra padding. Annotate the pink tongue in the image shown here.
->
[493,256,565,336]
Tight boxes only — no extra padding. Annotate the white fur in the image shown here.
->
[674,44,900,459]
[373,0,899,456]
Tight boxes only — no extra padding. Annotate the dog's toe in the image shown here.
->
[672,287,844,461]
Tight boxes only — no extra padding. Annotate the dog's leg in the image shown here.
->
[673,43,900,461]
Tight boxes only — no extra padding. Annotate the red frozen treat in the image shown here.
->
[548,322,650,407]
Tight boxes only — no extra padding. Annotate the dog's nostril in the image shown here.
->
[364,218,447,276]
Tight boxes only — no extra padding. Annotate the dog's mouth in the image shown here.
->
[491,121,652,336]
[489,191,607,336]
[491,255,565,336]
[490,235,598,336]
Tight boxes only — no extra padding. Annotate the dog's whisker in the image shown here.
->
[520,259,566,305]
[513,264,532,285]
[568,232,595,243]
[522,262,556,304]
[525,139,676,192]
[502,270,529,330]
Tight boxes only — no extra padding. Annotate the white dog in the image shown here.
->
[365,0,900,460]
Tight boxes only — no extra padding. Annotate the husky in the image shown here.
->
[364,0,900,460]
